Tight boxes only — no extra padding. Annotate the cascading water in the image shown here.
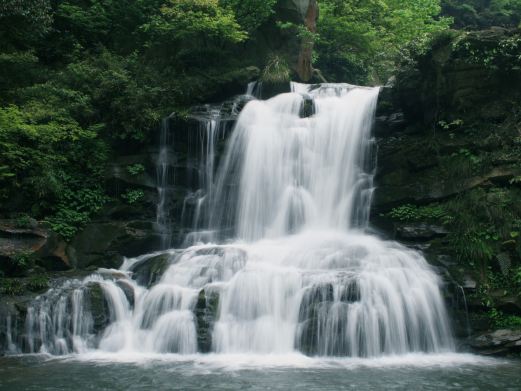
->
[156,117,174,249]
[1,83,454,358]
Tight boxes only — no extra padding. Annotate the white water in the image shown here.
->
[5,83,455,359]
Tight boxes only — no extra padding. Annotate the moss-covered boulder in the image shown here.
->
[129,253,172,288]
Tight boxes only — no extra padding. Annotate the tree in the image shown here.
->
[315,0,451,83]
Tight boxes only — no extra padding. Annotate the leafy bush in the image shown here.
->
[27,275,50,292]
[127,163,145,176]
[261,55,291,83]
[0,279,25,296]
[489,308,521,329]
[47,185,107,241]
[4,251,35,277]
[387,204,448,222]
[122,189,145,205]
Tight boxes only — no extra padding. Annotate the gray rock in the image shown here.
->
[195,289,219,353]
[395,223,449,241]
[129,253,172,288]
[469,329,521,355]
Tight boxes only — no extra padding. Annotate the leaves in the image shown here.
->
[315,0,451,83]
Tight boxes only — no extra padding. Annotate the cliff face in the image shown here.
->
[373,28,521,355]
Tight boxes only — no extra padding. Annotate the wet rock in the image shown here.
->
[489,291,521,316]
[194,289,219,353]
[116,280,135,308]
[0,220,70,274]
[85,282,111,334]
[297,284,336,355]
[395,223,449,241]
[130,253,171,288]
[68,222,163,270]
[469,329,521,356]
[339,280,360,303]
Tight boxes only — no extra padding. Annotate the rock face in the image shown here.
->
[67,221,163,270]
[373,28,521,354]
[469,329,521,356]
[0,220,70,275]
[194,289,219,353]
[129,253,172,288]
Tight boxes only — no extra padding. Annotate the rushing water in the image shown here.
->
[4,83,458,363]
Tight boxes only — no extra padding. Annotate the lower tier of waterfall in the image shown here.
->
[2,230,453,357]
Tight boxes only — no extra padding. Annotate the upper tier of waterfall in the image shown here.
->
[1,83,454,358]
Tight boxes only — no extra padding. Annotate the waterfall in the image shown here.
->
[156,117,173,249]
[1,83,454,358]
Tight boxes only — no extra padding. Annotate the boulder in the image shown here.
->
[0,220,70,275]
[67,221,163,270]
[395,223,449,241]
[194,289,220,353]
[85,282,111,334]
[129,253,172,288]
[469,329,521,356]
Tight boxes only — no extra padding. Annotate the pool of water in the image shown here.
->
[0,353,520,390]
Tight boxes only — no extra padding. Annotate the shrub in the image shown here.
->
[127,163,145,176]
[122,189,145,204]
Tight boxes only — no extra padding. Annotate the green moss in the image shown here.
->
[26,275,50,292]
[488,309,521,329]
[0,279,25,296]
[386,203,449,223]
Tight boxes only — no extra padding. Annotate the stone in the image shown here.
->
[85,282,111,334]
[67,221,162,270]
[395,223,449,241]
[194,289,219,353]
[129,253,172,288]
[0,220,70,275]
[116,280,135,308]
[469,329,521,356]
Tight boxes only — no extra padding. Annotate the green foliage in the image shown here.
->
[127,163,145,176]
[261,55,291,83]
[15,214,32,228]
[47,185,107,241]
[0,279,24,296]
[11,251,33,272]
[442,0,521,29]
[122,189,145,205]
[27,275,50,292]
[445,188,521,275]
[488,308,521,328]
[387,203,449,222]
[220,0,277,33]
[452,148,481,165]
[0,0,271,241]
[1,251,34,277]
[453,32,521,71]
[141,0,246,69]
[438,118,464,130]
[316,0,451,83]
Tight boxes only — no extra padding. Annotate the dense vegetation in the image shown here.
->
[0,0,458,240]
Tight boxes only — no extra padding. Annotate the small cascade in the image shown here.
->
[156,117,174,249]
[1,82,455,358]
[180,92,253,245]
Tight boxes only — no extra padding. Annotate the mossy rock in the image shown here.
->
[129,253,172,288]
[85,282,111,334]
